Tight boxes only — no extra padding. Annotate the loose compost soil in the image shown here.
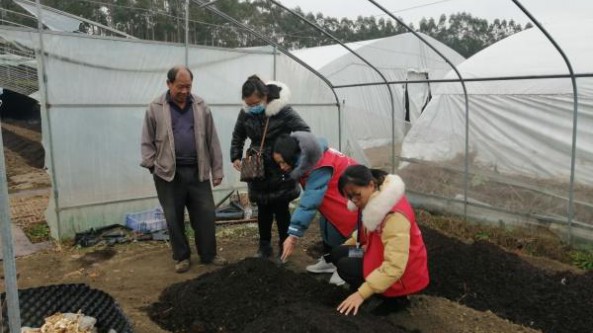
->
[147,258,411,333]
[422,226,593,333]
[149,226,593,333]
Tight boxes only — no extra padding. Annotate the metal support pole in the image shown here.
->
[511,0,579,244]
[190,0,342,135]
[0,116,21,333]
[35,0,61,238]
[268,0,396,172]
[338,100,343,151]
[273,46,277,80]
[197,0,222,8]
[367,0,470,218]
[184,0,189,66]
[332,72,593,88]
[20,0,135,38]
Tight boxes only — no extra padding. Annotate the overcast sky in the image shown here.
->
[277,0,593,26]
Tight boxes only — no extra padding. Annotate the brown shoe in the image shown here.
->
[175,259,190,273]
[207,255,227,266]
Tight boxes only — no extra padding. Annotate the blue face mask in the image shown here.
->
[247,103,265,114]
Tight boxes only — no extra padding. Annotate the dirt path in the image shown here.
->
[1,120,50,192]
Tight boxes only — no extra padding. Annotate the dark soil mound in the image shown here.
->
[242,301,403,333]
[422,226,593,333]
[147,258,410,333]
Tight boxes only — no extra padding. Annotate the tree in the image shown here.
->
[0,0,529,56]
[418,12,527,57]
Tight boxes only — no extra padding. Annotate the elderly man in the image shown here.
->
[141,65,226,273]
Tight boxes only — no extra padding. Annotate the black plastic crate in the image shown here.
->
[1,284,132,332]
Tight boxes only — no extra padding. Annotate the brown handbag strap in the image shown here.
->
[258,117,270,155]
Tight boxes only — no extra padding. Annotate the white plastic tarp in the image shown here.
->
[293,33,465,151]
[0,27,339,238]
[401,19,593,184]
[0,28,464,239]
[14,0,82,33]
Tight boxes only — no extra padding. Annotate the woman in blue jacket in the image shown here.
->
[273,131,359,285]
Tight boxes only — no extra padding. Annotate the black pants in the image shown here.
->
[257,200,291,248]
[154,166,216,262]
[332,245,365,291]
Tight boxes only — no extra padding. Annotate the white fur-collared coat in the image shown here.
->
[230,81,311,204]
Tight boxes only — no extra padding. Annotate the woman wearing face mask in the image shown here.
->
[334,165,429,317]
[231,75,310,259]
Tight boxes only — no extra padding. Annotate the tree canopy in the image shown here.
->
[0,0,532,57]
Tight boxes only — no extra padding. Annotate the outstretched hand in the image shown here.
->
[337,291,365,316]
[281,235,298,262]
[232,159,242,171]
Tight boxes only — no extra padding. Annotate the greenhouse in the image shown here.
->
[2,1,593,332]
[1,0,591,243]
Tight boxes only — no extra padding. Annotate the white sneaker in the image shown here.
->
[306,256,336,273]
[329,271,346,286]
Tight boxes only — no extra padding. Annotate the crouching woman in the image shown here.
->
[334,165,429,316]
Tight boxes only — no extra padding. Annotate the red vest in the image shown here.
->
[362,196,429,297]
[299,148,358,237]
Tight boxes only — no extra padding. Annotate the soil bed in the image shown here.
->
[147,258,409,333]
[147,225,593,333]
[422,226,593,333]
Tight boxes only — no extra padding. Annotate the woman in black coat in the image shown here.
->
[231,75,311,258]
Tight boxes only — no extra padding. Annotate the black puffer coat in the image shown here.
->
[230,82,310,204]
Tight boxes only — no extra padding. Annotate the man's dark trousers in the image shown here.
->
[154,165,216,263]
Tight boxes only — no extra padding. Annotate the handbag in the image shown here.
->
[240,118,270,182]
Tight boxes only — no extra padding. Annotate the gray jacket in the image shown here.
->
[140,92,224,182]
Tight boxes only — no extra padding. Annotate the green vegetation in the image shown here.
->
[23,222,50,243]
[570,249,593,270]
[474,230,490,240]
[416,209,583,269]
[1,0,531,57]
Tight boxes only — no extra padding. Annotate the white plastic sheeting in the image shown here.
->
[0,53,36,67]
[401,20,593,184]
[0,27,465,239]
[14,0,82,33]
[0,27,339,238]
[293,33,465,151]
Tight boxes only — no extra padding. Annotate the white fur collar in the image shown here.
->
[361,175,405,231]
[265,81,291,116]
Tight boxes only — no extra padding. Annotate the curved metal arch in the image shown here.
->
[18,0,137,38]
[0,143,21,333]
[367,0,472,217]
[190,0,344,149]
[512,0,579,243]
[268,0,397,172]
[0,19,31,28]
